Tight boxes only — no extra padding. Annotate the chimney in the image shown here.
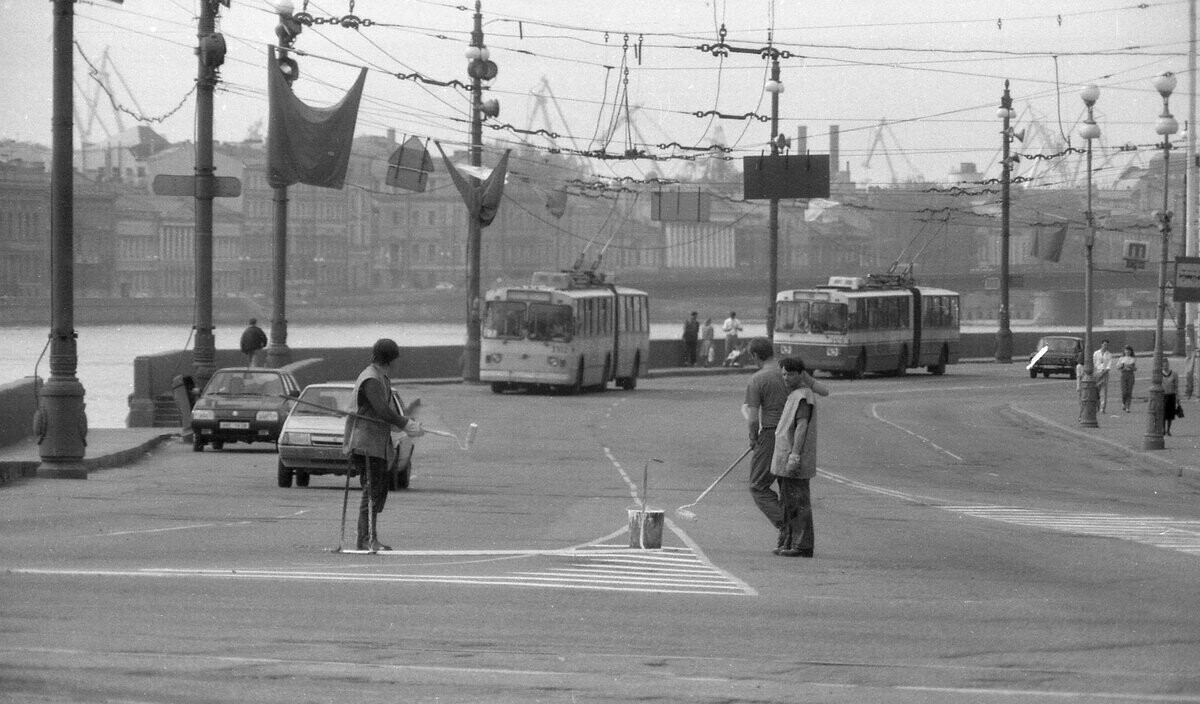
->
[796,126,808,154]
[829,125,840,176]
[387,127,396,144]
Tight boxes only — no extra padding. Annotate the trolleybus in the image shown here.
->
[773,274,960,378]
[480,269,650,393]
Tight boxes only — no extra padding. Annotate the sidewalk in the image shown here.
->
[1009,393,1200,480]
[0,428,177,484]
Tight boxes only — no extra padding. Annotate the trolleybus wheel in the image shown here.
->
[618,354,640,390]
[928,346,948,375]
[895,346,908,376]
[850,349,867,380]
[569,359,585,395]
[594,356,611,392]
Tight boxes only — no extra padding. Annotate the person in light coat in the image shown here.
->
[770,356,830,558]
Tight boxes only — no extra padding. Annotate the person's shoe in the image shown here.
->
[778,546,803,557]
[367,539,392,551]
[795,550,814,558]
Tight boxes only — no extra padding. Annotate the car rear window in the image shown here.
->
[1041,338,1079,353]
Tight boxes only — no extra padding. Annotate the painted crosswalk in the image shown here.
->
[941,506,1200,556]
[11,543,757,596]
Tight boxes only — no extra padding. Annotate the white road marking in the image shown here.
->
[869,403,963,461]
[820,469,1200,557]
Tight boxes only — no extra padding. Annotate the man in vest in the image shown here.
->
[343,338,424,551]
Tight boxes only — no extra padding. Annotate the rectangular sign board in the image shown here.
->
[1175,256,1200,302]
[152,174,241,198]
[742,154,830,200]
[650,190,710,222]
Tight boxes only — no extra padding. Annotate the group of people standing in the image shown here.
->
[681,311,745,367]
[1087,338,1183,434]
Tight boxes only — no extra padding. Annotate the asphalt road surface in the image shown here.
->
[3,365,1199,703]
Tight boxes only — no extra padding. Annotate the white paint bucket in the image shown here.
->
[627,508,664,549]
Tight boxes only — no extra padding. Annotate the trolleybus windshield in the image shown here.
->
[776,299,848,334]
[483,300,574,342]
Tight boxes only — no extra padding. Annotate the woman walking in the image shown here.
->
[1163,358,1180,436]
[1116,345,1137,412]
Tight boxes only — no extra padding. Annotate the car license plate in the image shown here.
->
[220,421,250,429]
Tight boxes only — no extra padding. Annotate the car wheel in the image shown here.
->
[491,382,506,394]
[212,440,224,450]
[1030,368,1037,379]
[295,471,310,487]
[277,458,293,488]
[392,460,411,490]
[1069,367,1077,380]
[1043,371,1050,378]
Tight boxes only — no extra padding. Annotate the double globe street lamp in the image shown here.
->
[1144,71,1179,451]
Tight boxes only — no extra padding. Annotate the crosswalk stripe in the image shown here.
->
[942,506,1200,556]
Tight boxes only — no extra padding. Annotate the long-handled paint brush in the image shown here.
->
[674,447,752,521]
[281,395,476,450]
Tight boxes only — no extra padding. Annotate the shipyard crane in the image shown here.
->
[862,119,923,184]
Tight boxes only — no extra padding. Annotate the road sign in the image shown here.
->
[152,174,241,198]
[1174,256,1200,302]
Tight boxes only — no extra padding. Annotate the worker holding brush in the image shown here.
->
[343,338,425,552]
[771,356,830,558]
[741,337,792,553]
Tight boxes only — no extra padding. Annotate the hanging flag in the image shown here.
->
[1032,224,1068,263]
[267,47,367,190]
[434,142,511,227]
[545,188,568,218]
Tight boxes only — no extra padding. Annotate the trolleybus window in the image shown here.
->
[484,301,526,339]
[528,303,573,342]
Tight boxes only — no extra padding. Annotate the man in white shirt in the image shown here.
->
[1093,339,1113,414]
[722,311,743,358]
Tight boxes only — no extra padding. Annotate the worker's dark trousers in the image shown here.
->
[352,453,389,548]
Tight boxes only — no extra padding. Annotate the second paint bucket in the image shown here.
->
[628,508,664,549]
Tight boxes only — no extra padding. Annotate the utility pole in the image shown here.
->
[996,81,1014,364]
[37,0,88,478]
[464,0,485,382]
[191,0,227,389]
[267,3,302,369]
[765,52,782,342]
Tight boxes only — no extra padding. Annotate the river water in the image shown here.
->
[2,321,769,428]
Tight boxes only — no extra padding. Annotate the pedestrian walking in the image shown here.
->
[699,318,715,366]
[741,338,791,553]
[1116,345,1137,412]
[772,356,830,557]
[681,311,700,366]
[240,318,268,367]
[343,338,425,551]
[1093,339,1113,413]
[722,311,743,358]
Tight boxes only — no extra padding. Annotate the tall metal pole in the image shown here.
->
[766,54,781,343]
[38,0,88,478]
[1187,0,1199,371]
[1145,72,1178,451]
[192,0,220,388]
[996,80,1014,363]
[463,0,484,382]
[1079,85,1100,428]
[267,4,300,370]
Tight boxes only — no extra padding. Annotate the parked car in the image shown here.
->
[276,382,416,490]
[1028,335,1084,379]
[190,367,300,451]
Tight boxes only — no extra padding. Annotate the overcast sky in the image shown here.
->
[0,0,1193,188]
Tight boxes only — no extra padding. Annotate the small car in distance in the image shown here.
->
[276,382,415,490]
[1028,335,1084,379]
[190,367,300,451]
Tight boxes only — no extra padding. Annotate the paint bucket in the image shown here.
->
[627,508,664,549]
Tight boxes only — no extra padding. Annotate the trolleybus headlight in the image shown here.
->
[825,347,840,357]
[485,353,503,364]
[547,356,566,367]
[779,344,792,354]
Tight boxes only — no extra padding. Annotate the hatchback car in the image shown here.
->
[276,382,416,490]
[190,368,300,451]
[1028,335,1084,379]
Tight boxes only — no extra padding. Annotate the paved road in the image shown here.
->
[3,366,1199,703]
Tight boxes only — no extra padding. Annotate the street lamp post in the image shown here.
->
[267,1,302,370]
[1144,71,1179,451]
[765,54,783,343]
[1078,84,1101,428]
[996,81,1015,363]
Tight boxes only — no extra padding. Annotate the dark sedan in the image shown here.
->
[190,368,300,451]
[1028,336,1083,379]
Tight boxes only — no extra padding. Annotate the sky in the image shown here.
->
[0,0,1194,189]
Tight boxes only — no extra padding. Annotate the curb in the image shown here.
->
[1006,404,1199,479]
[0,432,176,486]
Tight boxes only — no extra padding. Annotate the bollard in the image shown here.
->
[628,508,664,549]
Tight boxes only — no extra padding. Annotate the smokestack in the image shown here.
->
[387,127,396,144]
[796,126,808,154]
[829,125,840,177]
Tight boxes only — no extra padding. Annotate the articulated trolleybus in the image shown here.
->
[773,273,960,378]
[480,268,650,393]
